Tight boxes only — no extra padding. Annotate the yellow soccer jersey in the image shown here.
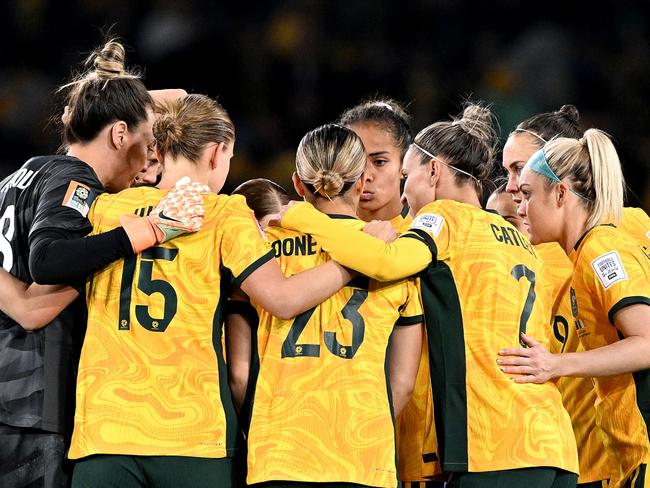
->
[69,188,273,459]
[536,243,617,483]
[280,200,579,474]
[569,224,650,486]
[391,209,442,481]
[389,205,412,232]
[620,207,650,249]
[247,215,423,488]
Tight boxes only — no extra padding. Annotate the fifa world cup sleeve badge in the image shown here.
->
[61,180,96,218]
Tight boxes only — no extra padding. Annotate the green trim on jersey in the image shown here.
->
[419,261,468,472]
[234,249,275,286]
[215,265,242,456]
[607,296,650,326]
[395,314,424,326]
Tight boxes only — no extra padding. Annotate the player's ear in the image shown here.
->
[292,172,305,197]
[111,121,128,149]
[353,178,363,195]
[429,158,440,187]
[556,182,568,207]
[210,142,225,170]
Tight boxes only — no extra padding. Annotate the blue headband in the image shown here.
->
[525,149,591,202]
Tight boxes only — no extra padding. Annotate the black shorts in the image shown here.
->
[0,424,69,488]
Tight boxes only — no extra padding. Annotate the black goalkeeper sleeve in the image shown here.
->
[29,226,134,286]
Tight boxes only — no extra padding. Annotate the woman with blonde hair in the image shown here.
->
[0,95,355,487]
[499,129,650,487]
[244,123,424,488]
[501,106,617,487]
[274,105,579,487]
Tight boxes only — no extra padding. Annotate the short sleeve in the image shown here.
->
[403,201,452,260]
[220,195,274,285]
[396,278,424,326]
[29,162,103,244]
[585,245,650,326]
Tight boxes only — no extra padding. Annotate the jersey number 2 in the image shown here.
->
[511,264,536,346]
[282,289,368,360]
[118,247,178,332]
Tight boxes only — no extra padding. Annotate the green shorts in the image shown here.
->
[250,483,375,488]
[447,467,577,488]
[72,454,239,488]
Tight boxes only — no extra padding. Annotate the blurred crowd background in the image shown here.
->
[1,0,648,209]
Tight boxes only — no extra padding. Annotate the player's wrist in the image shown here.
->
[119,214,158,253]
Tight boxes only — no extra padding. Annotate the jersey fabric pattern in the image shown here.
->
[278,200,579,473]
[0,155,103,434]
[569,224,650,486]
[404,200,578,473]
[69,189,273,459]
[392,211,442,481]
[247,216,423,488]
[537,242,617,484]
[620,207,650,249]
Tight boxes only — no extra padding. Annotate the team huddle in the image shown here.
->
[0,39,649,488]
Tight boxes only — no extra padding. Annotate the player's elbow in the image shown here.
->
[370,261,413,282]
[263,293,298,320]
[29,253,58,285]
[390,378,415,418]
[18,310,50,331]
[227,363,249,401]
[391,374,416,402]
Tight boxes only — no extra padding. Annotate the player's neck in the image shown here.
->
[437,182,481,208]
[311,198,356,217]
[67,141,114,189]
[357,197,403,222]
[558,208,590,254]
[157,158,208,189]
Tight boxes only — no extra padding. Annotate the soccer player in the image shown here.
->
[275,105,579,487]
[67,94,352,487]
[499,129,650,488]
[486,183,525,234]
[339,98,412,226]
[0,94,354,487]
[226,178,292,414]
[245,123,424,488]
[339,98,443,485]
[501,106,616,486]
[0,39,159,488]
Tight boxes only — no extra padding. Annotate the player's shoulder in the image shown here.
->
[535,241,571,267]
[325,213,364,230]
[411,199,477,236]
[264,225,290,240]
[622,206,649,223]
[575,224,645,277]
[579,224,636,255]
[209,193,247,213]
[96,186,160,207]
[38,155,100,184]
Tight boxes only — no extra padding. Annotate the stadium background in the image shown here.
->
[0,1,648,210]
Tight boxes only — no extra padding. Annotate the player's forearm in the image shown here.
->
[0,269,77,329]
[281,203,431,280]
[389,324,422,417]
[21,285,79,330]
[273,261,353,319]
[557,335,650,378]
[29,227,133,285]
